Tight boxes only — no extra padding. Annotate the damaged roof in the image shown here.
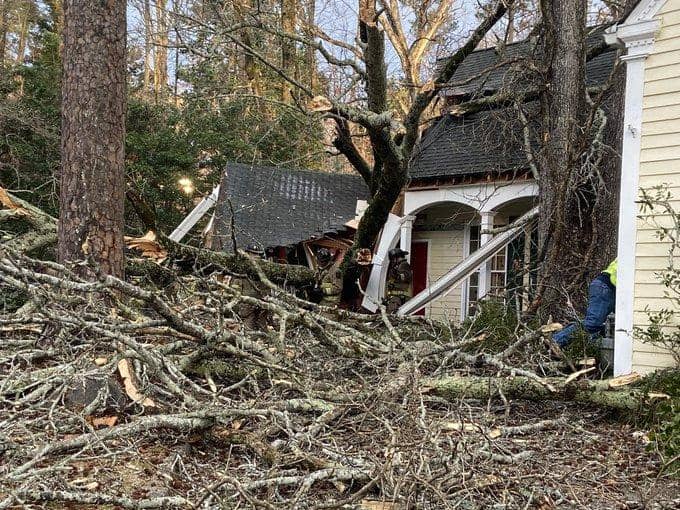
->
[442,29,617,97]
[410,32,618,180]
[211,162,369,251]
[409,108,531,180]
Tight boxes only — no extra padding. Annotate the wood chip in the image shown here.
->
[540,323,564,333]
[360,501,400,510]
[117,359,156,407]
[564,367,596,384]
[608,372,641,388]
[441,422,480,433]
[94,357,108,366]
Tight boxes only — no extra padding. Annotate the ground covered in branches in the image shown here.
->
[1,249,679,509]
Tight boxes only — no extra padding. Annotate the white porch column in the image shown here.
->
[478,211,495,299]
[605,20,658,376]
[400,215,416,263]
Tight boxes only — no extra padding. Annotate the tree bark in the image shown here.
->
[426,374,648,411]
[536,0,589,315]
[14,7,28,63]
[0,0,7,63]
[154,0,168,102]
[142,0,152,96]
[58,0,126,278]
[280,0,297,102]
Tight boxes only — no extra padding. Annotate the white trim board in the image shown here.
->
[605,2,663,375]
[169,186,220,242]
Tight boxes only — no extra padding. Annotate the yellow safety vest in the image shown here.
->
[603,259,617,287]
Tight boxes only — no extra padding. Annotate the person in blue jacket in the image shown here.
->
[552,259,617,347]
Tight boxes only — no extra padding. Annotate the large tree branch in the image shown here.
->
[402,0,513,156]
[377,0,412,84]
[360,0,388,115]
[409,0,453,72]
[332,118,373,186]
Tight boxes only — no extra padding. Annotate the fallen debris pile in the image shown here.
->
[1,246,678,509]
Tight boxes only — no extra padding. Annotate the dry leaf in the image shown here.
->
[309,95,333,112]
[118,359,157,407]
[470,474,501,488]
[124,231,168,263]
[86,415,118,428]
[0,187,29,215]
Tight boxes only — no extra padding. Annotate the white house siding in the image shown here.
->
[633,0,680,374]
[412,230,465,322]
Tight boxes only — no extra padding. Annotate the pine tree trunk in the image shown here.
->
[58,0,126,278]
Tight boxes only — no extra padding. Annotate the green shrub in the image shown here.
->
[638,369,680,475]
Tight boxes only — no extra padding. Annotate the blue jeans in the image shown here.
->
[552,277,616,347]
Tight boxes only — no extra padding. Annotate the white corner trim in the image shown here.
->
[611,20,661,375]
[627,0,668,23]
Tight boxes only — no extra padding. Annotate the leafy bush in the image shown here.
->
[638,369,680,475]
[636,185,680,364]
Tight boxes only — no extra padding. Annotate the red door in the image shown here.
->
[410,241,428,316]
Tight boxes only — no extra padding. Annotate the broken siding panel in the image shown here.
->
[413,230,465,322]
[632,0,680,373]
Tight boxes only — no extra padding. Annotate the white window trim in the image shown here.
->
[605,6,662,375]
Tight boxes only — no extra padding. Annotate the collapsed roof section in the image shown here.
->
[210,162,369,251]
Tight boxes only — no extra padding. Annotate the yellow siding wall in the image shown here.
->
[633,0,680,374]
[413,230,465,322]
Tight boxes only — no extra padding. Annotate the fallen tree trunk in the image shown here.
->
[424,374,649,411]
[0,188,315,288]
[158,233,315,287]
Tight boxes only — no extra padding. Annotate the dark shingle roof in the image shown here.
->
[411,30,618,180]
[443,30,616,96]
[211,162,369,251]
[409,108,531,180]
